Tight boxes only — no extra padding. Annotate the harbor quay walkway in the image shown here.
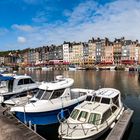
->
[0,106,45,140]
[106,108,134,140]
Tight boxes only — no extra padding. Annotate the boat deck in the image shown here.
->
[106,108,134,140]
[0,106,45,140]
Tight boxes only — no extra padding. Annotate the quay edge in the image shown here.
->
[0,106,45,140]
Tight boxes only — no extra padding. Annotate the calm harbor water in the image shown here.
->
[18,70,140,140]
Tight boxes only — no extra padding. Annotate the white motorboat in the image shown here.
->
[42,66,52,71]
[69,65,77,71]
[10,75,94,125]
[58,88,124,140]
[0,74,40,103]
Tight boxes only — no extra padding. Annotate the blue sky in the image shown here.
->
[0,0,140,50]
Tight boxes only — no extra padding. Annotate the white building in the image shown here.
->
[63,43,70,63]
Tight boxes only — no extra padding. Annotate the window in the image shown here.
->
[18,78,35,85]
[36,89,45,99]
[112,95,119,106]
[101,98,110,104]
[88,113,101,125]
[18,79,24,85]
[93,96,101,102]
[29,79,35,83]
[101,109,112,124]
[41,90,52,100]
[24,79,30,84]
[50,88,65,99]
[86,95,92,101]
[70,109,80,120]
[111,105,117,113]
[78,111,88,122]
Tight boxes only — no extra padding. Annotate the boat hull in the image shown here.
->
[61,125,110,140]
[15,101,83,125]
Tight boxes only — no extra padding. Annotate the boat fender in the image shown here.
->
[0,96,4,103]
[110,122,115,129]
[60,109,65,121]
[116,114,121,120]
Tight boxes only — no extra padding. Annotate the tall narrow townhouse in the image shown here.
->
[71,42,84,65]
[63,42,70,63]
[95,38,102,64]
[0,56,4,65]
[137,44,140,64]
[35,48,40,65]
[22,49,29,66]
[96,38,107,64]
[88,38,96,65]
[105,42,114,65]
[28,49,36,66]
[41,46,48,64]
[121,40,132,65]
[129,41,138,65]
[113,38,124,65]
[83,42,89,66]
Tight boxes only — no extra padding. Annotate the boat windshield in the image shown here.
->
[35,89,45,99]
[101,97,110,104]
[70,109,80,120]
[101,109,112,124]
[88,113,101,125]
[77,111,88,122]
[50,88,65,99]
[86,95,92,101]
[41,90,53,100]
[36,89,53,100]
[92,96,101,102]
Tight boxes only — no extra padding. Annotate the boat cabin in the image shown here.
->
[0,74,40,103]
[0,75,38,94]
[32,77,88,102]
[32,76,74,101]
[69,88,122,125]
[69,103,111,125]
[85,88,122,107]
[58,88,124,140]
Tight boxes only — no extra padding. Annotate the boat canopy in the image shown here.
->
[0,75,14,81]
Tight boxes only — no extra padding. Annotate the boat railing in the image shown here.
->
[57,109,70,123]
[59,121,98,137]
[60,95,71,99]
[4,89,37,106]
[71,91,87,99]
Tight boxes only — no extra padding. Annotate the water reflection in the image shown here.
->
[18,70,140,140]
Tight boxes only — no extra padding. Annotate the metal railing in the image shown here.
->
[59,120,99,137]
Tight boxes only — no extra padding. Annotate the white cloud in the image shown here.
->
[29,0,140,46]
[12,24,34,32]
[9,0,140,49]
[17,36,27,44]
[66,0,98,25]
